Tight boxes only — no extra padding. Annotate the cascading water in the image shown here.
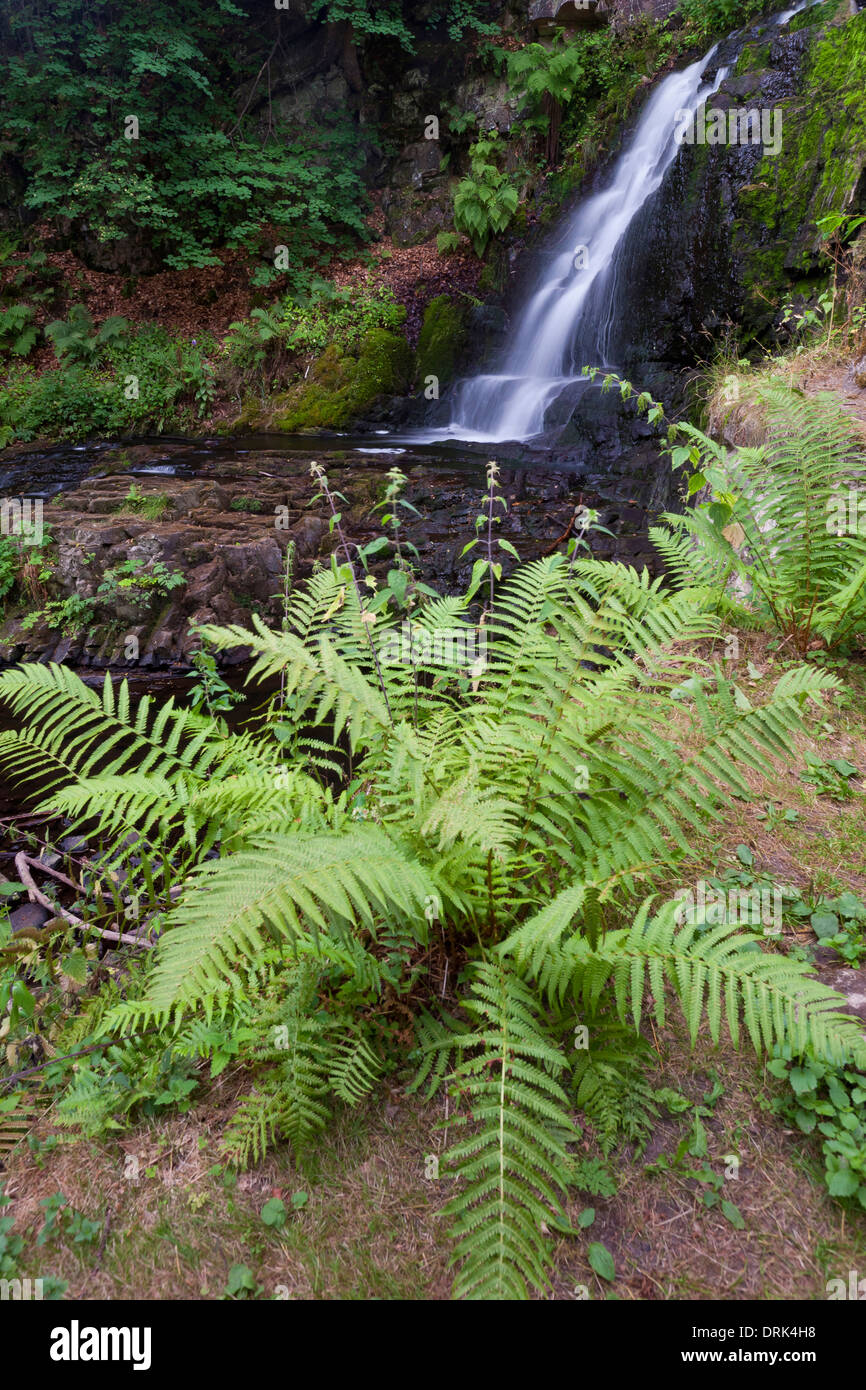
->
[427,48,728,443]
[775,0,822,25]
[416,2,821,446]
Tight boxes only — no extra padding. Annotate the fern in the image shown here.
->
[442,962,577,1300]
[653,385,866,654]
[329,1029,382,1107]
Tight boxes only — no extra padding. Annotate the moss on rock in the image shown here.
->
[242,328,412,433]
[415,295,468,388]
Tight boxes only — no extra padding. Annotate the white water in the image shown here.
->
[409,1,824,446]
[775,0,821,24]
[418,46,729,444]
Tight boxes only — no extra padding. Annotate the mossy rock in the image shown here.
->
[415,295,468,389]
[727,13,866,334]
[259,329,413,432]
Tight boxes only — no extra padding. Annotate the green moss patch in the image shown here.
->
[415,295,468,389]
[260,328,412,432]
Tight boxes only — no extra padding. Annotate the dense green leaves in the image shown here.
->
[0,0,368,270]
[1,529,863,1300]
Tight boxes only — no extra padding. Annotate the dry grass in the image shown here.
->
[703,341,866,444]
[3,1015,864,1301]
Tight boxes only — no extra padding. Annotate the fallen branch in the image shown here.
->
[0,1031,161,1088]
[14,853,154,949]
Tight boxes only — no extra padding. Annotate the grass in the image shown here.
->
[700,317,866,444]
[111,485,171,522]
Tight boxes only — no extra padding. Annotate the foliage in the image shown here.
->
[675,0,774,41]
[2,459,865,1299]
[279,282,405,358]
[97,558,186,605]
[585,370,866,657]
[113,485,170,522]
[45,304,128,365]
[441,962,575,1300]
[0,326,220,445]
[453,135,519,256]
[187,634,245,717]
[0,537,19,603]
[20,594,96,636]
[0,303,38,357]
[310,0,498,48]
[222,283,405,399]
[494,31,594,164]
[768,1051,866,1209]
[791,888,866,966]
[0,0,370,272]
[799,751,860,799]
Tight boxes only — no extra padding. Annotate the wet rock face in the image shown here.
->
[603,11,866,373]
[0,434,675,672]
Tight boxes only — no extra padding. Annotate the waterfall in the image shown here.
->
[415,3,818,446]
[775,0,822,24]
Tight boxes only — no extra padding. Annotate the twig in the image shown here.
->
[14,852,154,949]
[0,1033,160,1088]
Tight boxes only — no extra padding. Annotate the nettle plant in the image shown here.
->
[0,462,864,1300]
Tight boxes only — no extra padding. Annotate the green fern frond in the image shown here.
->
[328,1029,382,1106]
[443,962,577,1300]
[144,825,433,1016]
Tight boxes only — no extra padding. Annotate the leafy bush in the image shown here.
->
[494,32,593,164]
[769,1051,866,1208]
[0,538,19,604]
[97,558,185,605]
[279,282,406,357]
[222,284,405,396]
[113,485,170,522]
[584,371,866,658]
[310,0,498,48]
[20,594,96,636]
